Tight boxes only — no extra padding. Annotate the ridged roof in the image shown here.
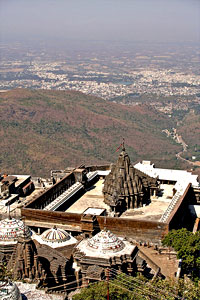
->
[87,230,125,253]
[41,227,71,243]
[0,218,31,241]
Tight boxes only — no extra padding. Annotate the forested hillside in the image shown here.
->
[0,89,182,176]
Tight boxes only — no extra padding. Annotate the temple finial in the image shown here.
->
[122,138,125,151]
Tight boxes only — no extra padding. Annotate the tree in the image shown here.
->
[72,274,200,300]
[72,280,135,300]
[0,263,12,282]
[162,228,200,279]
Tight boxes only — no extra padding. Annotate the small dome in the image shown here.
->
[0,281,22,300]
[87,230,125,253]
[0,218,31,241]
[41,226,71,243]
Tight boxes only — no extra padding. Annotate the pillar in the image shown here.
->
[127,263,133,276]
[130,196,134,209]
[82,276,89,288]
[75,270,80,288]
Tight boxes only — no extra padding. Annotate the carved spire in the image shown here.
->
[103,146,145,213]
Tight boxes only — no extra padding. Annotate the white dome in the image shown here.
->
[41,226,71,243]
[87,230,125,253]
[0,218,31,242]
[32,226,77,249]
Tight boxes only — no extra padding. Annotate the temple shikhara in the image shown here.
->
[103,144,158,214]
[0,146,199,297]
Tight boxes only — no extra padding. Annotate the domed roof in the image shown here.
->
[0,218,31,242]
[0,281,22,300]
[87,230,125,253]
[41,226,71,243]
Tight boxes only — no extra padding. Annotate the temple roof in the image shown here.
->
[76,229,135,258]
[87,230,125,253]
[117,145,131,168]
[0,218,31,243]
[41,226,71,242]
[103,146,145,209]
[33,226,77,248]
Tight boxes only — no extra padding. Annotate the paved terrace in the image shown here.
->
[66,179,110,214]
[138,245,179,278]
[121,184,174,221]
[66,180,175,222]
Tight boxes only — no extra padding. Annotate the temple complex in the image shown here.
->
[0,146,199,296]
[0,216,78,292]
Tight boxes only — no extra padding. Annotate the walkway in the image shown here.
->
[138,245,179,279]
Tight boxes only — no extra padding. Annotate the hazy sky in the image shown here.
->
[0,0,199,44]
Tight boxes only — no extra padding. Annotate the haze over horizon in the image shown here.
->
[0,0,199,48]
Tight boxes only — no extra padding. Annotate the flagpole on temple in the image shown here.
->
[122,137,125,150]
[115,138,125,153]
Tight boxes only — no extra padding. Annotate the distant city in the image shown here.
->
[0,41,199,101]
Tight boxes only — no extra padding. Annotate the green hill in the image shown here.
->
[177,110,200,162]
[0,89,181,176]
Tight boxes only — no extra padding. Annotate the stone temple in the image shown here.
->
[103,145,158,214]
[73,229,139,286]
[0,217,31,263]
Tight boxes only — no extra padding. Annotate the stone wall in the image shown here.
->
[86,164,110,171]
[21,208,82,230]
[96,216,168,245]
[167,183,192,230]
[22,208,168,245]
[25,172,76,209]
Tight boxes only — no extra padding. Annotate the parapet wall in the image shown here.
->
[21,208,82,228]
[96,216,168,245]
[86,164,110,172]
[167,183,192,230]
[22,208,168,245]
